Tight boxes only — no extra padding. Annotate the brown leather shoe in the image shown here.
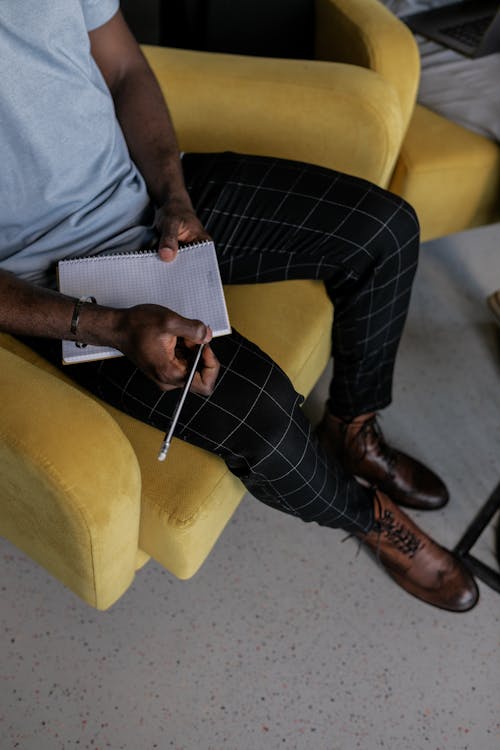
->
[357,491,479,612]
[317,411,449,510]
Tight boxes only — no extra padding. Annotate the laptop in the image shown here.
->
[403,0,500,57]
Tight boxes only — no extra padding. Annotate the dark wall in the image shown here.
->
[122,0,314,59]
[121,0,162,44]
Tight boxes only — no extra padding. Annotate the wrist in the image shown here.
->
[149,156,190,208]
[75,303,126,350]
[160,190,194,213]
[70,296,96,344]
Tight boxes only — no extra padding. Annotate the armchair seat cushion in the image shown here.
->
[390,105,500,240]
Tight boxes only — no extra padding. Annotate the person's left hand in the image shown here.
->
[156,195,211,262]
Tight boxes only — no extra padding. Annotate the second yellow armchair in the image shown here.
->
[315,0,500,240]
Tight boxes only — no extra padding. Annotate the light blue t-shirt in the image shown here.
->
[0,0,155,287]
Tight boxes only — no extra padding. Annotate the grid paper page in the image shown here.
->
[58,241,231,364]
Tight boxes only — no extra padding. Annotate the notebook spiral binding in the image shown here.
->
[60,240,213,264]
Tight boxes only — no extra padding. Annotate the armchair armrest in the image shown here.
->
[314,0,420,134]
[0,346,142,609]
[143,45,403,187]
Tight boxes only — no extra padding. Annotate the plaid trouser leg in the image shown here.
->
[22,332,374,534]
[182,152,420,417]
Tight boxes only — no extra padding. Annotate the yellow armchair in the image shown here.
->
[315,0,500,240]
[0,31,416,609]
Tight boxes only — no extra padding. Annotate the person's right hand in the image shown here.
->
[115,304,220,394]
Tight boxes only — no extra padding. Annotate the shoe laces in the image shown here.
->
[372,494,423,559]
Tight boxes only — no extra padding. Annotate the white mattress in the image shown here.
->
[382,1,500,142]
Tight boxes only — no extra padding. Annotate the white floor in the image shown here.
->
[1,224,499,750]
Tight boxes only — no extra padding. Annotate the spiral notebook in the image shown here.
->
[57,240,231,364]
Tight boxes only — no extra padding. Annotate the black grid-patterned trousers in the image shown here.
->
[26,153,421,534]
[184,153,420,415]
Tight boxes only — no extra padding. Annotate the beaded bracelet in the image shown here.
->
[70,295,96,348]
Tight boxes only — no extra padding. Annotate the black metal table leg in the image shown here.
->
[454,480,500,593]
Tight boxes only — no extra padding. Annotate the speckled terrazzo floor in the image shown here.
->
[1,225,499,750]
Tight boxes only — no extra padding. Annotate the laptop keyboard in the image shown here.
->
[440,15,494,47]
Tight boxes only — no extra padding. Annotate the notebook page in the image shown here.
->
[58,241,231,364]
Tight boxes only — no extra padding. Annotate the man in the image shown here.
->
[0,1,478,611]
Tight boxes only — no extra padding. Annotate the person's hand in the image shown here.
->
[156,194,211,262]
[116,304,220,394]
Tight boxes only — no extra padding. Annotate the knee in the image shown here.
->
[369,195,420,277]
[387,198,419,261]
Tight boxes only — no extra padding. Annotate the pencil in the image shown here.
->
[157,343,205,461]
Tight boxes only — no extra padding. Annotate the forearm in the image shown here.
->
[0,270,121,347]
[0,270,218,393]
[112,59,190,208]
[88,12,206,257]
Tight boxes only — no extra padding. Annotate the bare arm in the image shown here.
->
[0,269,117,343]
[0,270,218,394]
[89,10,209,260]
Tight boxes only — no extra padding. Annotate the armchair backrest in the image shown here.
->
[315,0,420,135]
[130,0,419,139]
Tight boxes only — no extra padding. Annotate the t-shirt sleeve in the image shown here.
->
[80,0,120,31]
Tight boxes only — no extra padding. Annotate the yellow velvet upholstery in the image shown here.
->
[315,0,420,136]
[315,0,500,240]
[0,343,142,610]
[0,29,414,608]
[390,105,500,240]
[141,45,404,189]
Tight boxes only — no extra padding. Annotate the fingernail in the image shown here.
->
[159,246,175,261]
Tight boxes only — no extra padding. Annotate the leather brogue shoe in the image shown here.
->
[357,491,479,612]
[317,411,449,510]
